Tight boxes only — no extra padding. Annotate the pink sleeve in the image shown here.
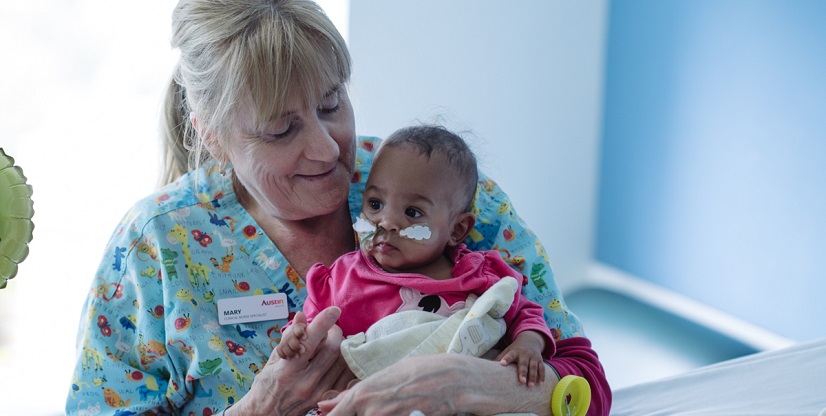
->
[547,336,612,416]
[485,251,556,358]
[486,251,611,415]
[299,262,334,325]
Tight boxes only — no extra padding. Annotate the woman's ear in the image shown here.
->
[448,212,476,246]
[191,113,228,163]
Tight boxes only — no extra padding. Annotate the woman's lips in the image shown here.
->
[299,165,337,180]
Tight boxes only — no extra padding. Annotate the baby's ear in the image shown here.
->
[448,212,476,246]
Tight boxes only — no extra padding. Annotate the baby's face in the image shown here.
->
[360,145,465,272]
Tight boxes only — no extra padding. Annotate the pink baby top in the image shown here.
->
[303,244,555,358]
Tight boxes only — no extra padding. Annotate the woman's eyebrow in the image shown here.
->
[321,84,342,101]
[323,86,339,98]
[268,86,339,122]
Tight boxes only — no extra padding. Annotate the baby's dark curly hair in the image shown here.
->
[379,124,478,212]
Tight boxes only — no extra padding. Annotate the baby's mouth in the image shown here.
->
[372,240,397,253]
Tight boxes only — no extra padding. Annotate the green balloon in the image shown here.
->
[0,148,35,288]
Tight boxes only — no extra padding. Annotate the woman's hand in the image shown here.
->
[319,353,558,416]
[227,306,355,415]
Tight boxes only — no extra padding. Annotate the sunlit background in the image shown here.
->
[0,2,177,414]
[2,1,825,414]
[0,1,345,414]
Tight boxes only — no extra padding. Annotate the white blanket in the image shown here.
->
[340,276,537,416]
[341,276,519,379]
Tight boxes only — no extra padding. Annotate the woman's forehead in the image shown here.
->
[236,36,345,124]
[233,82,341,131]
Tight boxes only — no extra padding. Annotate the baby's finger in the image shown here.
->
[275,344,288,359]
[498,350,517,366]
[517,356,529,384]
[526,358,539,387]
[268,307,341,365]
[277,337,299,358]
[537,359,546,384]
[288,334,306,354]
[292,323,308,340]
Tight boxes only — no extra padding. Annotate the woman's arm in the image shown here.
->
[67,227,178,414]
[225,307,356,416]
[320,353,558,416]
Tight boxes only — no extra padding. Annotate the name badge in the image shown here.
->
[217,293,289,325]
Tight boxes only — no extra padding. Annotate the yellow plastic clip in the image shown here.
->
[551,375,591,416]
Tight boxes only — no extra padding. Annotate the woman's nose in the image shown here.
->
[303,118,340,162]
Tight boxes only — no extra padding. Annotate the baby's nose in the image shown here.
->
[377,215,402,232]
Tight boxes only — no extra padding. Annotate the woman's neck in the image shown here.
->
[238,189,356,278]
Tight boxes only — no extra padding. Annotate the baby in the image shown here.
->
[277,125,554,386]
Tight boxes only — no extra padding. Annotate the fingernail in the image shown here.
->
[321,390,339,401]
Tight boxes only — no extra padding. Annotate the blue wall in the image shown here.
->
[596,0,826,341]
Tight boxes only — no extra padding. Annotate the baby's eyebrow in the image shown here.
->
[363,183,436,208]
[411,194,435,207]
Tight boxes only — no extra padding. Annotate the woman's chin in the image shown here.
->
[302,192,350,219]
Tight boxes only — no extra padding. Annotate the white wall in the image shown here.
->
[347,0,608,291]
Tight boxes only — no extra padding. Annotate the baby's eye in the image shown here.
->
[405,207,423,218]
[368,199,383,211]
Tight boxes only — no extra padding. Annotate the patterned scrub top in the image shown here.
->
[66,136,584,415]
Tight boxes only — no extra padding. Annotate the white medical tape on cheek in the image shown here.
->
[353,216,379,247]
[399,224,432,241]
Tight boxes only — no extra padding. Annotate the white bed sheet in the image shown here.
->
[611,337,826,415]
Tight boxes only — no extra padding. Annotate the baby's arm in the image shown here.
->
[275,311,310,359]
[495,330,547,386]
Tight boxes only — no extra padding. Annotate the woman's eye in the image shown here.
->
[319,89,340,113]
[368,199,382,211]
[405,207,423,218]
[265,120,292,140]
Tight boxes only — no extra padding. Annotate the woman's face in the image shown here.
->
[222,85,356,221]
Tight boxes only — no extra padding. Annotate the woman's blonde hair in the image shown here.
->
[159,0,352,186]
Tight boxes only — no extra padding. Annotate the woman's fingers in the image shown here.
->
[235,307,346,414]
[285,306,353,392]
[310,322,356,393]
[318,390,345,413]
[270,306,341,364]
[302,306,341,355]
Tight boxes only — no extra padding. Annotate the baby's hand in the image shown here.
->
[495,330,546,386]
[276,311,309,359]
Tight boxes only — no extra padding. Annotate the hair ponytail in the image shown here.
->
[159,64,193,186]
